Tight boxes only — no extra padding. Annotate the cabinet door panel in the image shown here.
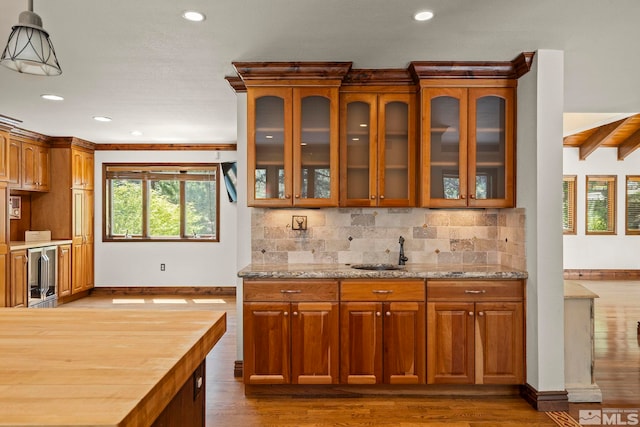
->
[340,302,383,384]
[21,143,37,190]
[383,302,425,384]
[378,94,416,207]
[0,131,8,181]
[422,88,468,207]
[243,302,290,384]
[468,88,514,208]
[9,251,27,307]
[57,245,72,297]
[293,87,339,207]
[248,87,293,206]
[291,302,339,384]
[475,302,524,384]
[341,93,377,206]
[427,302,475,384]
[8,139,21,187]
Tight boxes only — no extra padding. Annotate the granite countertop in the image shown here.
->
[10,240,73,250]
[238,263,528,280]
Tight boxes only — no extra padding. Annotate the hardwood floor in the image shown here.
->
[64,281,640,426]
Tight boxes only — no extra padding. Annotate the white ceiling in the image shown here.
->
[0,0,638,143]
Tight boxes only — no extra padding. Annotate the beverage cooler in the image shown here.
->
[27,246,58,308]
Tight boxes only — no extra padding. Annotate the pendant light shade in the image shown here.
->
[1,1,61,76]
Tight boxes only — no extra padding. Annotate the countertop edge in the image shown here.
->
[10,240,73,250]
[238,264,528,280]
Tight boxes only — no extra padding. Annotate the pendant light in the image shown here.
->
[0,0,62,76]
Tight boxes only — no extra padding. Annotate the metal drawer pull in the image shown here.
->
[464,290,486,294]
[280,290,302,294]
[372,290,394,294]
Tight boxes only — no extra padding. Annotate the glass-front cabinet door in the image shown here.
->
[421,86,515,208]
[248,86,338,207]
[293,87,339,207]
[248,87,292,206]
[468,87,514,208]
[341,92,415,206]
[422,88,468,208]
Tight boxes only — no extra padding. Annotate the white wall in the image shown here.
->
[518,50,566,392]
[94,150,238,287]
[563,147,640,269]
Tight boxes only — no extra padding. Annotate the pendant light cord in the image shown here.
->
[28,0,33,12]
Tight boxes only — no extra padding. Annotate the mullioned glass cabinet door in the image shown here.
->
[468,87,514,208]
[248,87,292,206]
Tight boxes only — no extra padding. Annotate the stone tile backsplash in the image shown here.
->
[251,208,526,270]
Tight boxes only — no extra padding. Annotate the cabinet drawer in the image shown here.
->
[243,280,338,302]
[427,280,524,302]
[340,280,425,301]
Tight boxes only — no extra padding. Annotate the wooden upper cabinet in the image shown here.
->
[340,92,416,207]
[72,148,94,190]
[10,139,50,192]
[8,139,21,187]
[236,61,351,208]
[248,86,339,207]
[420,84,515,208]
[0,130,9,182]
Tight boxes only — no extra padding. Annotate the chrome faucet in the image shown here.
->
[398,236,408,265]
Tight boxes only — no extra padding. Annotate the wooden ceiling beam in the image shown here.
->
[579,118,629,160]
[618,128,640,160]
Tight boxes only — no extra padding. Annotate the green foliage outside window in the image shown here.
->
[105,164,219,241]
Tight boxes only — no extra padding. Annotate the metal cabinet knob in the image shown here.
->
[478,312,484,316]
[376,312,381,317]
[468,312,474,316]
[385,311,391,317]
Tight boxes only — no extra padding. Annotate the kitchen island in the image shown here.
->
[0,308,226,426]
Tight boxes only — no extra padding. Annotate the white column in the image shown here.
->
[517,50,565,391]
[235,92,250,360]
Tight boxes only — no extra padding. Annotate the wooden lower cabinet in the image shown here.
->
[57,244,72,298]
[243,280,339,385]
[9,250,27,307]
[340,280,425,384]
[426,280,525,385]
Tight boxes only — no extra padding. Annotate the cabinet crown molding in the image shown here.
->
[226,53,535,92]
[409,52,535,80]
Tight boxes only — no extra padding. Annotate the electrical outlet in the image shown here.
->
[160,263,165,271]
[292,215,307,231]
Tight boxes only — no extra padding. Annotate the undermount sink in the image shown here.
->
[350,263,403,271]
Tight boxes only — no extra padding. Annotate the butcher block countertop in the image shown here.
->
[0,308,226,427]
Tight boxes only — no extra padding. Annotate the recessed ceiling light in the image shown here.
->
[130,130,143,136]
[352,138,360,141]
[265,135,273,139]
[414,10,435,21]
[41,94,64,101]
[93,116,112,122]
[182,10,206,22]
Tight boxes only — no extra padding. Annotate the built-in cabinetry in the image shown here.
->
[32,141,95,298]
[0,130,9,181]
[242,277,525,389]
[243,280,340,384]
[8,249,27,307]
[340,280,425,384]
[340,75,417,206]
[237,62,352,207]
[418,83,515,208]
[426,280,524,384]
[9,136,50,192]
[231,54,533,208]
